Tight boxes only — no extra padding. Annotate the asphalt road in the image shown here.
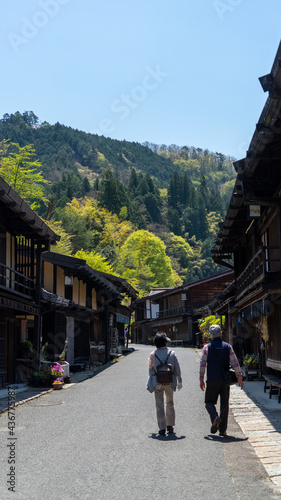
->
[0,345,280,499]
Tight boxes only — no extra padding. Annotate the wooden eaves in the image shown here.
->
[42,251,121,300]
[212,41,281,268]
[133,270,234,306]
[94,270,137,299]
[0,176,59,244]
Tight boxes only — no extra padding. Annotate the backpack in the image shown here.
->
[154,350,173,384]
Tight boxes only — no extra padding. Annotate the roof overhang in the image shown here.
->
[42,251,121,299]
[212,41,281,265]
[0,176,59,244]
[134,270,234,304]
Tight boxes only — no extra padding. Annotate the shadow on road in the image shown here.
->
[204,434,249,443]
[149,433,186,441]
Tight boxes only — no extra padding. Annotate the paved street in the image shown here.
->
[0,346,280,500]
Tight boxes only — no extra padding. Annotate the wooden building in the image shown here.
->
[131,271,233,344]
[211,42,281,372]
[94,271,137,349]
[0,176,58,387]
[0,173,136,387]
[41,252,123,365]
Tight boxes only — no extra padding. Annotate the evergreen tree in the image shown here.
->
[98,169,127,215]
[181,171,190,207]
[129,167,138,192]
[167,171,181,211]
[143,193,162,223]
[167,208,182,236]
[82,176,91,194]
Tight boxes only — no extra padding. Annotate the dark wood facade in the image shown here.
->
[0,176,58,386]
[131,271,234,344]
[0,174,137,387]
[41,253,136,365]
[211,42,281,373]
[41,252,135,364]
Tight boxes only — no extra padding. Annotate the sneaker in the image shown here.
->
[167,426,174,433]
[210,416,222,434]
[219,432,227,437]
[159,429,166,436]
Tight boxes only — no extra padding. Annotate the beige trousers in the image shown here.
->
[154,384,175,430]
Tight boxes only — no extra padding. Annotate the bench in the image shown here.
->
[243,366,262,381]
[263,375,281,403]
[169,340,183,347]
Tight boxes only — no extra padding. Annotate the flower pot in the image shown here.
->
[52,381,64,390]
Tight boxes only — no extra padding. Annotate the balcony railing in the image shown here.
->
[236,246,281,301]
[0,263,35,299]
[156,306,188,318]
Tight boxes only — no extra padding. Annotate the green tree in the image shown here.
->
[162,232,193,269]
[74,249,114,274]
[129,167,138,192]
[167,207,182,236]
[98,169,127,215]
[167,171,181,211]
[181,171,190,207]
[116,230,179,296]
[0,142,49,210]
[47,220,73,255]
[143,193,162,223]
[56,198,100,253]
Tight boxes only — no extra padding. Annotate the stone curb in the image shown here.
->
[230,385,281,493]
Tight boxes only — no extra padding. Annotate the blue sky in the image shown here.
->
[1,1,280,159]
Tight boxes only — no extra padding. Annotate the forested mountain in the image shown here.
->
[0,111,237,296]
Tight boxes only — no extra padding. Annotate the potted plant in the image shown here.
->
[51,363,64,380]
[52,377,64,390]
[243,354,260,369]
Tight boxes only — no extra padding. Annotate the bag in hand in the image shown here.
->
[224,369,237,386]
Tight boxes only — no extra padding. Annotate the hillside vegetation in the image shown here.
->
[0,111,236,296]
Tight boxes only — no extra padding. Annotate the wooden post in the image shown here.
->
[104,304,109,363]
[33,241,43,373]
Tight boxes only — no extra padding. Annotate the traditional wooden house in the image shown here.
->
[41,252,135,365]
[94,271,137,349]
[41,252,136,365]
[211,42,281,373]
[131,271,233,344]
[0,176,58,387]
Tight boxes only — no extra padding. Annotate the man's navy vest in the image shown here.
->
[207,338,230,381]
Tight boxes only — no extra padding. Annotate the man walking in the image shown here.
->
[199,324,243,436]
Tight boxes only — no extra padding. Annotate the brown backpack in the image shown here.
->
[154,350,173,384]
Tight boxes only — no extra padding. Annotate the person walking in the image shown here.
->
[199,324,243,436]
[147,332,182,436]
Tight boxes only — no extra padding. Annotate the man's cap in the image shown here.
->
[209,324,222,338]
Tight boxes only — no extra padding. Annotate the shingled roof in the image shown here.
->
[0,176,59,244]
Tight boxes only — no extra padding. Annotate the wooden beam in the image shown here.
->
[247,150,281,160]
[0,212,27,218]
[244,198,281,206]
